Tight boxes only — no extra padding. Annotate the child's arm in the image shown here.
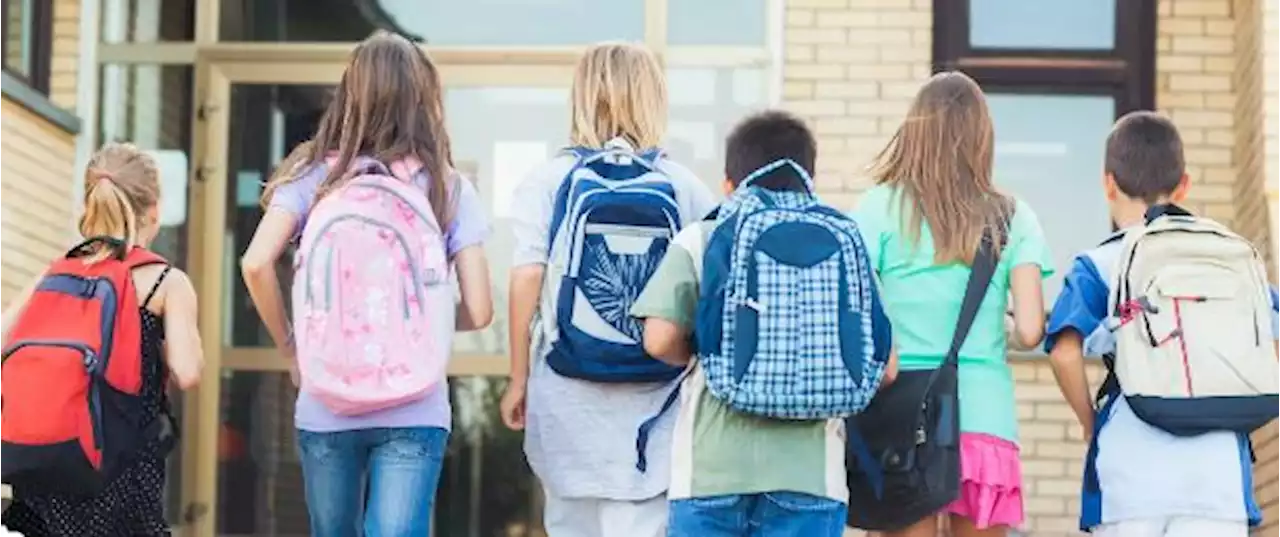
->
[1049,329,1095,436]
[1008,264,1047,350]
[632,227,702,367]
[500,164,558,430]
[1044,256,1110,439]
[642,318,692,367]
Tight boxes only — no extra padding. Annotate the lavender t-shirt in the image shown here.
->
[269,157,491,432]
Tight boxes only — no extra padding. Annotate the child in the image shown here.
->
[241,31,494,536]
[1045,111,1277,537]
[500,42,716,537]
[2,142,204,536]
[851,72,1053,537]
[632,110,872,537]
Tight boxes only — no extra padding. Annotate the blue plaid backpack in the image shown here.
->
[544,140,685,383]
[693,159,892,418]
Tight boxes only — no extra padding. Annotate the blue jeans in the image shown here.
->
[296,427,448,537]
[668,492,846,537]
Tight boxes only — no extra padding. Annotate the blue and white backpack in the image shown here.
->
[693,159,892,419]
[544,140,685,383]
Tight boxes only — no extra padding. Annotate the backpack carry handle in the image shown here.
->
[66,236,130,261]
[737,158,815,194]
[576,147,658,171]
[1143,203,1193,225]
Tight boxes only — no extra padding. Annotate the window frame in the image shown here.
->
[932,0,1157,114]
[1,0,54,94]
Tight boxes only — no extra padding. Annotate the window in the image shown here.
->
[2,0,52,93]
[934,0,1156,298]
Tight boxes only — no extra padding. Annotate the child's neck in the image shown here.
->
[1112,196,1177,229]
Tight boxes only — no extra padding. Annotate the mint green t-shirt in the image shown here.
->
[852,185,1055,442]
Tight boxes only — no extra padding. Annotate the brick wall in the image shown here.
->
[782,0,932,206]
[0,99,78,304]
[1155,0,1240,225]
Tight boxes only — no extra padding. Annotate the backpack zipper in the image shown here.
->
[2,339,105,449]
[303,214,425,313]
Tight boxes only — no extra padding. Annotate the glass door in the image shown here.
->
[188,53,569,537]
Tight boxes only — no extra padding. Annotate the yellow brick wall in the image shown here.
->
[0,98,78,305]
[1155,0,1240,225]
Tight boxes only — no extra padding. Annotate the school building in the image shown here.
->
[0,0,1275,535]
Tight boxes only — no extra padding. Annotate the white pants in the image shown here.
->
[543,492,668,537]
[1092,517,1248,537]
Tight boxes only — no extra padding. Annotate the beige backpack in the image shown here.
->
[1106,210,1277,435]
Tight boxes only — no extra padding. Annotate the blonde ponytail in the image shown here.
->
[79,143,161,262]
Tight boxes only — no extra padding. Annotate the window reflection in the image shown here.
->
[969,0,1116,50]
[668,0,767,46]
[987,93,1115,299]
[666,67,770,195]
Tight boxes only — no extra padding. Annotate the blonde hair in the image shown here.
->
[570,42,668,149]
[870,72,1009,265]
[79,142,161,261]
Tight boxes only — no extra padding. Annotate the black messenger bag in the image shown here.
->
[844,221,1005,532]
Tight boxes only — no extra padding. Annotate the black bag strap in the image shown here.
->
[943,209,1012,367]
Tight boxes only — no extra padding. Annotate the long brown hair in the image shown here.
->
[569,42,667,149]
[869,71,1009,265]
[80,142,162,262]
[262,31,456,227]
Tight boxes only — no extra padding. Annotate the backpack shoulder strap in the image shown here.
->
[943,205,1013,367]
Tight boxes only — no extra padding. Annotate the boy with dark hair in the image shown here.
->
[631,110,895,537]
[1046,111,1278,537]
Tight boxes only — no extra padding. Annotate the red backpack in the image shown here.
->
[1,237,170,494]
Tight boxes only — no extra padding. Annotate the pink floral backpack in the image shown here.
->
[292,157,453,416]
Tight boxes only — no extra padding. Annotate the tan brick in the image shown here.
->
[788,0,849,7]
[1157,91,1206,112]
[787,45,816,62]
[1158,54,1205,73]
[878,45,930,62]
[1035,515,1080,533]
[1025,497,1066,516]
[877,10,931,28]
[783,81,815,99]
[787,9,816,26]
[814,81,877,98]
[789,64,846,80]
[1169,73,1232,91]
[1206,93,1237,109]
[1035,439,1087,460]
[1202,166,1236,184]
[815,11,879,27]
[1172,35,1234,54]
[1158,35,1173,52]
[1035,402,1079,422]
[1206,129,1235,147]
[1017,402,1035,420]
[1187,147,1232,165]
[1172,0,1233,17]
[1021,423,1067,441]
[1204,56,1236,73]
[847,28,913,45]
[1023,459,1066,478]
[846,63,911,80]
[790,28,847,44]
[1204,18,1234,35]
[816,45,879,63]
[787,99,848,117]
[912,27,931,45]
[1192,183,1235,202]
[1160,17,1205,36]
[1037,478,1079,498]
[1174,109,1234,127]
[815,117,880,135]
[1016,384,1065,402]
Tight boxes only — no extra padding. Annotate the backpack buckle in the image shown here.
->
[80,279,98,298]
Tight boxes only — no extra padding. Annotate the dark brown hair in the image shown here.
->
[724,110,815,192]
[1104,111,1185,204]
[870,71,1009,265]
[263,31,456,227]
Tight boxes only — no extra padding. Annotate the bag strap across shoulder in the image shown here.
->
[943,207,1012,367]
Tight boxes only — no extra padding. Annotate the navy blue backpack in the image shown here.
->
[544,141,684,383]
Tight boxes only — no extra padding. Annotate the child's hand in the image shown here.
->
[500,377,529,431]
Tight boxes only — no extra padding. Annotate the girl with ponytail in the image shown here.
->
[2,142,204,536]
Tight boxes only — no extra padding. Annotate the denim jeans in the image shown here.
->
[668,492,846,537]
[296,427,448,537]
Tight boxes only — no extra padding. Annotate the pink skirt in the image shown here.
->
[945,432,1025,529]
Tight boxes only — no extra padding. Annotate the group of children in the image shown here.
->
[0,29,1274,537]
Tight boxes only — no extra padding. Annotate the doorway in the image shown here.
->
[184,56,568,537]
